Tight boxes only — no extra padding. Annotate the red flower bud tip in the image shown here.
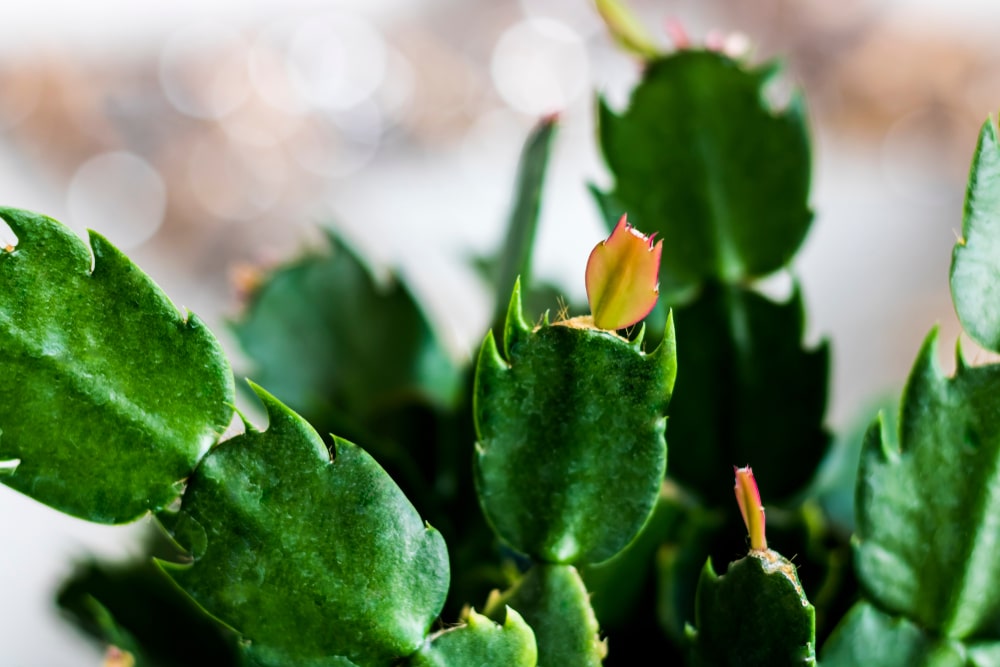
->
[734,466,767,551]
[585,214,662,331]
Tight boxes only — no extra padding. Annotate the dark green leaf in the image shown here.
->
[474,281,676,564]
[855,328,1000,639]
[409,608,537,667]
[491,115,558,331]
[485,565,604,667]
[689,551,816,667]
[667,282,829,503]
[0,207,234,523]
[58,555,242,667]
[162,384,449,666]
[821,602,966,667]
[231,230,460,425]
[598,50,812,294]
[951,118,1000,354]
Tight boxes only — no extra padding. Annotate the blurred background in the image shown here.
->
[2,0,1000,663]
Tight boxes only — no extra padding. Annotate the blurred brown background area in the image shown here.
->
[2,0,999,663]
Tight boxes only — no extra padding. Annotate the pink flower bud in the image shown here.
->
[734,466,767,551]
[585,214,662,331]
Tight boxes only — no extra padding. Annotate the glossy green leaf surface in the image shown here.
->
[162,384,449,666]
[409,608,537,667]
[855,328,1000,639]
[474,282,676,564]
[598,50,812,294]
[689,551,816,667]
[0,207,234,523]
[952,118,1000,354]
[821,602,966,667]
[667,282,829,502]
[232,230,460,426]
[485,565,604,667]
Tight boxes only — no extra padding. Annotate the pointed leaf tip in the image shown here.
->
[585,214,662,331]
[503,277,531,358]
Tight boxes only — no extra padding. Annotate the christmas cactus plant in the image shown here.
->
[4,3,1000,666]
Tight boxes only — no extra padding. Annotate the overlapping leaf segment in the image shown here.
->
[0,209,532,666]
[821,119,1000,666]
[585,32,829,664]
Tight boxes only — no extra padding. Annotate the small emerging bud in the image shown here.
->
[585,214,662,331]
[734,466,767,551]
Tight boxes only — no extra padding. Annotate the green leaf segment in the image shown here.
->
[411,608,537,667]
[598,50,812,297]
[853,331,1000,639]
[485,565,605,667]
[162,383,450,667]
[688,551,816,666]
[474,280,676,564]
[822,116,1000,664]
[952,117,1000,354]
[0,207,234,523]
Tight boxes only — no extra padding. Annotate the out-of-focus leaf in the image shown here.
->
[474,281,675,564]
[409,608,537,667]
[58,555,242,667]
[0,207,233,523]
[667,282,829,503]
[854,328,1000,640]
[594,0,660,59]
[821,602,966,667]
[598,50,812,295]
[688,551,816,667]
[491,115,559,331]
[232,230,460,426]
[161,384,449,666]
[809,394,898,533]
[485,565,604,667]
[952,118,1000,354]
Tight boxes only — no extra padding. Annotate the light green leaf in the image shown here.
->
[409,608,537,667]
[855,328,1000,639]
[485,565,604,667]
[821,602,966,667]
[951,117,1000,354]
[474,281,675,564]
[598,51,812,295]
[161,384,449,666]
[688,551,816,667]
[0,207,233,523]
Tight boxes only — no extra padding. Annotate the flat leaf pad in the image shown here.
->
[0,208,233,523]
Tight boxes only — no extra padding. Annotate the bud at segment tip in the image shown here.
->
[734,466,767,551]
[585,214,662,331]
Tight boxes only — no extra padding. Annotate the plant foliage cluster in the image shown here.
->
[4,9,1000,667]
